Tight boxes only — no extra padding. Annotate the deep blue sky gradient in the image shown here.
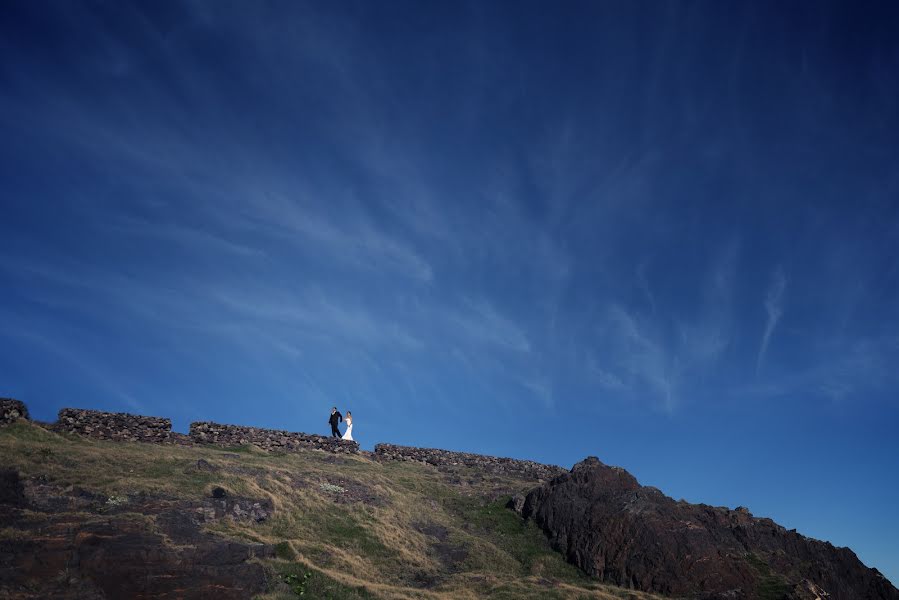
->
[1,0,898,584]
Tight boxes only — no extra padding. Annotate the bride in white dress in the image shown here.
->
[342,411,354,441]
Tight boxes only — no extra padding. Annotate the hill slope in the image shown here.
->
[0,421,660,599]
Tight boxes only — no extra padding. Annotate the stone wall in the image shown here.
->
[374,443,566,481]
[190,422,359,454]
[1,398,29,426]
[1,400,567,471]
[55,408,172,443]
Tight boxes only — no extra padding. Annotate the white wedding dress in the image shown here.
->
[342,420,354,441]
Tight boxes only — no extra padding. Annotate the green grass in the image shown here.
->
[210,444,258,454]
[1,421,665,600]
[313,507,394,560]
[446,496,585,582]
[746,553,792,600]
[275,541,297,560]
[262,561,379,600]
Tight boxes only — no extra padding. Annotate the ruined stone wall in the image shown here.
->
[374,443,566,481]
[190,421,359,454]
[1,399,566,468]
[1,399,29,426]
[55,408,172,443]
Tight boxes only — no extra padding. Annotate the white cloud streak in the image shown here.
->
[757,265,788,374]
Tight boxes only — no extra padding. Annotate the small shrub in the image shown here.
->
[275,562,377,600]
[319,482,346,494]
[281,571,312,596]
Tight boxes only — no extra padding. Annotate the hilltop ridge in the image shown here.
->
[1,398,629,599]
[1,398,896,599]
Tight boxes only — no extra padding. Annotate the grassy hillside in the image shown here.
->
[0,421,664,599]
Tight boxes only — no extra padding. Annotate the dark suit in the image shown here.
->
[329,411,343,438]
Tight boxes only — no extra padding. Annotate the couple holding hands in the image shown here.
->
[328,407,354,441]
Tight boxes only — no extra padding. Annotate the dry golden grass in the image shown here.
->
[1,421,667,599]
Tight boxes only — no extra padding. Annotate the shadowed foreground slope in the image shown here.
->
[0,422,659,599]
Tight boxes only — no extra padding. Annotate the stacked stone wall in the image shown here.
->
[1,399,29,426]
[2,399,567,468]
[55,408,172,443]
[374,443,566,481]
[189,421,359,454]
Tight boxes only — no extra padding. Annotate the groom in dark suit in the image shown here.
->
[328,407,343,438]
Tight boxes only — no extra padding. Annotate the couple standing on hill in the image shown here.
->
[328,407,354,441]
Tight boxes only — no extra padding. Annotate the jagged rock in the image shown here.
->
[197,494,273,524]
[517,457,899,600]
[792,579,831,599]
[196,459,218,472]
[0,398,29,426]
[507,493,526,514]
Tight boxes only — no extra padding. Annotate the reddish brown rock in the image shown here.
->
[515,457,899,600]
[0,469,274,599]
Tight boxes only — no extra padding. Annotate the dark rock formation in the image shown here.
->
[54,408,172,442]
[514,457,899,600]
[0,398,29,426]
[196,488,273,523]
[190,421,359,454]
[0,468,275,599]
[195,458,219,472]
[374,443,566,481]
[0,468,26,507]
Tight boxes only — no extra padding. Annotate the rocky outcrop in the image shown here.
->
[197,486,274,524]
[190,421,359,454]
[0,468,274,599]
[0,398,29,426]
[374,443,566,481]
[514,457,899,600]
[54,408,172,442]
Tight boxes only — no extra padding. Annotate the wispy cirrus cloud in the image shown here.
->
[590,242,739,412]
[447,296,532,354]
[756,265,788,374]
[733,335,899,405]
[211,286,426,351]
[105,216,265,258]
[231,191,435,284]
[601,304,678,412]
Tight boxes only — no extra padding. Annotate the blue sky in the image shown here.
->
[2,0,898,584]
